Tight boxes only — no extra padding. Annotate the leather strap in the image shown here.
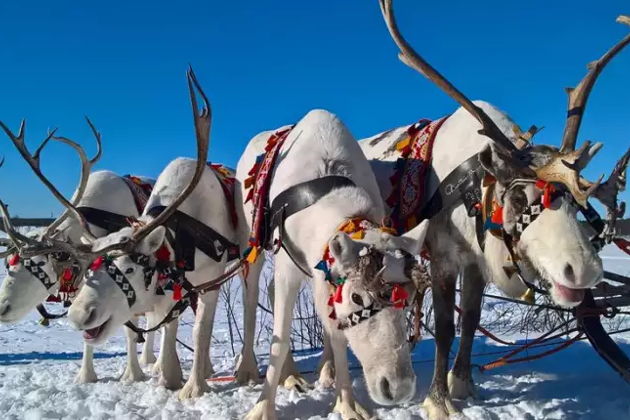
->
[77,206,131,233]
[268,176,356,276]
[147,207,240,270]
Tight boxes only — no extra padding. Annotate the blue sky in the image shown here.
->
[0,0,628,217]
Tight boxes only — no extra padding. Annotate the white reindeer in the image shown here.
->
[237,109,431,420]
[354,1,629,418]
[0,120,158,383]
[67,69,238,398]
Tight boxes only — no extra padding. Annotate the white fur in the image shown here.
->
[238,110,426,419]
[68,158,237,397]
[0,170,158,384]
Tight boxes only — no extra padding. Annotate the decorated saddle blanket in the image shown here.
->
[243,126,294,263]
[386,117,448,234]
[208,163,238,228]
[122,175,154,213]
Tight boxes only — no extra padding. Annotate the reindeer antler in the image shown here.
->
[90,66,211,256]
[560,17,630,152]
[378,0,518,154]
[0,119,102,241]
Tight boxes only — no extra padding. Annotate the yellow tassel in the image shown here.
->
[520,287,535,304]
[246,247,259,263]
[350,230,365,240]
[380,226,397,235]
[395,136,411,151]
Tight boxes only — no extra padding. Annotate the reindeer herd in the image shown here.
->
[0,2,629,419]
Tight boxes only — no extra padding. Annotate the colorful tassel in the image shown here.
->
[8,254,19,266]
[333,284,343,303]
[246,246,259,264]
[155,245,171,262]
[491,203,504,225]
[172,283,182,301]
[90,256,104,271]
[391,285,409,309]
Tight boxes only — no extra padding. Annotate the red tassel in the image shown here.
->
[62,269,73,282]
[327,294,335,307]
[391,285,409,309]
[172,283,182,301]
[176,260,186,269]
[328,308,337,320]
[491,205,504,225]
[154,245,170,261]
[333,284,343,304]
[90,256,104,271]
[8,254,19,266]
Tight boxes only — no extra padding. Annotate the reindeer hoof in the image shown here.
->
[120,366,147,383]
[282,374,311,392]
[235,352,262,385]
[423,394,460,420]
[74,369,98,384]
[178,378,211,399]
[332,396,373,420]
[317,359,335,389]
[244,400,276,420]
[448,371,476,400]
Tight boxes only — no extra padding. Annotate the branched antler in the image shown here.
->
[0,119,102,241]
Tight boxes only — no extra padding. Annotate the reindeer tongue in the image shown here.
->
[83,322,105,340]
[554,282,585,303]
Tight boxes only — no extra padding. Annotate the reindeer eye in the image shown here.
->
[351,293,363,306]
[125,267,135,274]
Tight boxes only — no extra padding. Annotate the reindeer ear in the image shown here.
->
[479,145,536,184]
[388,219,430,256]
[90,227,134,253]
[137,226,166,255]
[328,232,363,271]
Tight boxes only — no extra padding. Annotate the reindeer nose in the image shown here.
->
[380,377,393,402]
[564,263,576,283]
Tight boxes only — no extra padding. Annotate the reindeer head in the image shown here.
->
[479,144,603,306]
[67,67,211,345]
[324,219,429,405]
[379,0,630,307]
[68,226,166,345]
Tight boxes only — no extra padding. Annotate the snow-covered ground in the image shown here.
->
[1,245,629,419]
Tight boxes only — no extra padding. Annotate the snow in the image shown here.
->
[1,245,629,419]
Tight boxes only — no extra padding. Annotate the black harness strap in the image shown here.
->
[124,292,194,343]
[77,206,132,233]
[268,176,356,276]
[147,207,240,271]
[420,154,484,221]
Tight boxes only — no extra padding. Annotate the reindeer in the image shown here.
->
[0,121,159,383]
[64,69,242,399]
[354,1,630,418]
[236,108,431,420]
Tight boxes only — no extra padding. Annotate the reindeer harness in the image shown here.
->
[243,129,418,329]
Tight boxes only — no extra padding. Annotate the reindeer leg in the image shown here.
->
[317,328,335,389]
[449,264,483,400]
[179,289,219,399]
[157,318,183,390]
[245,258,301,420]
[236,257,264,385]
[423,264,458,419]
[139,327,157,366]
[75,342,97,383]
[121,316,147,382]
